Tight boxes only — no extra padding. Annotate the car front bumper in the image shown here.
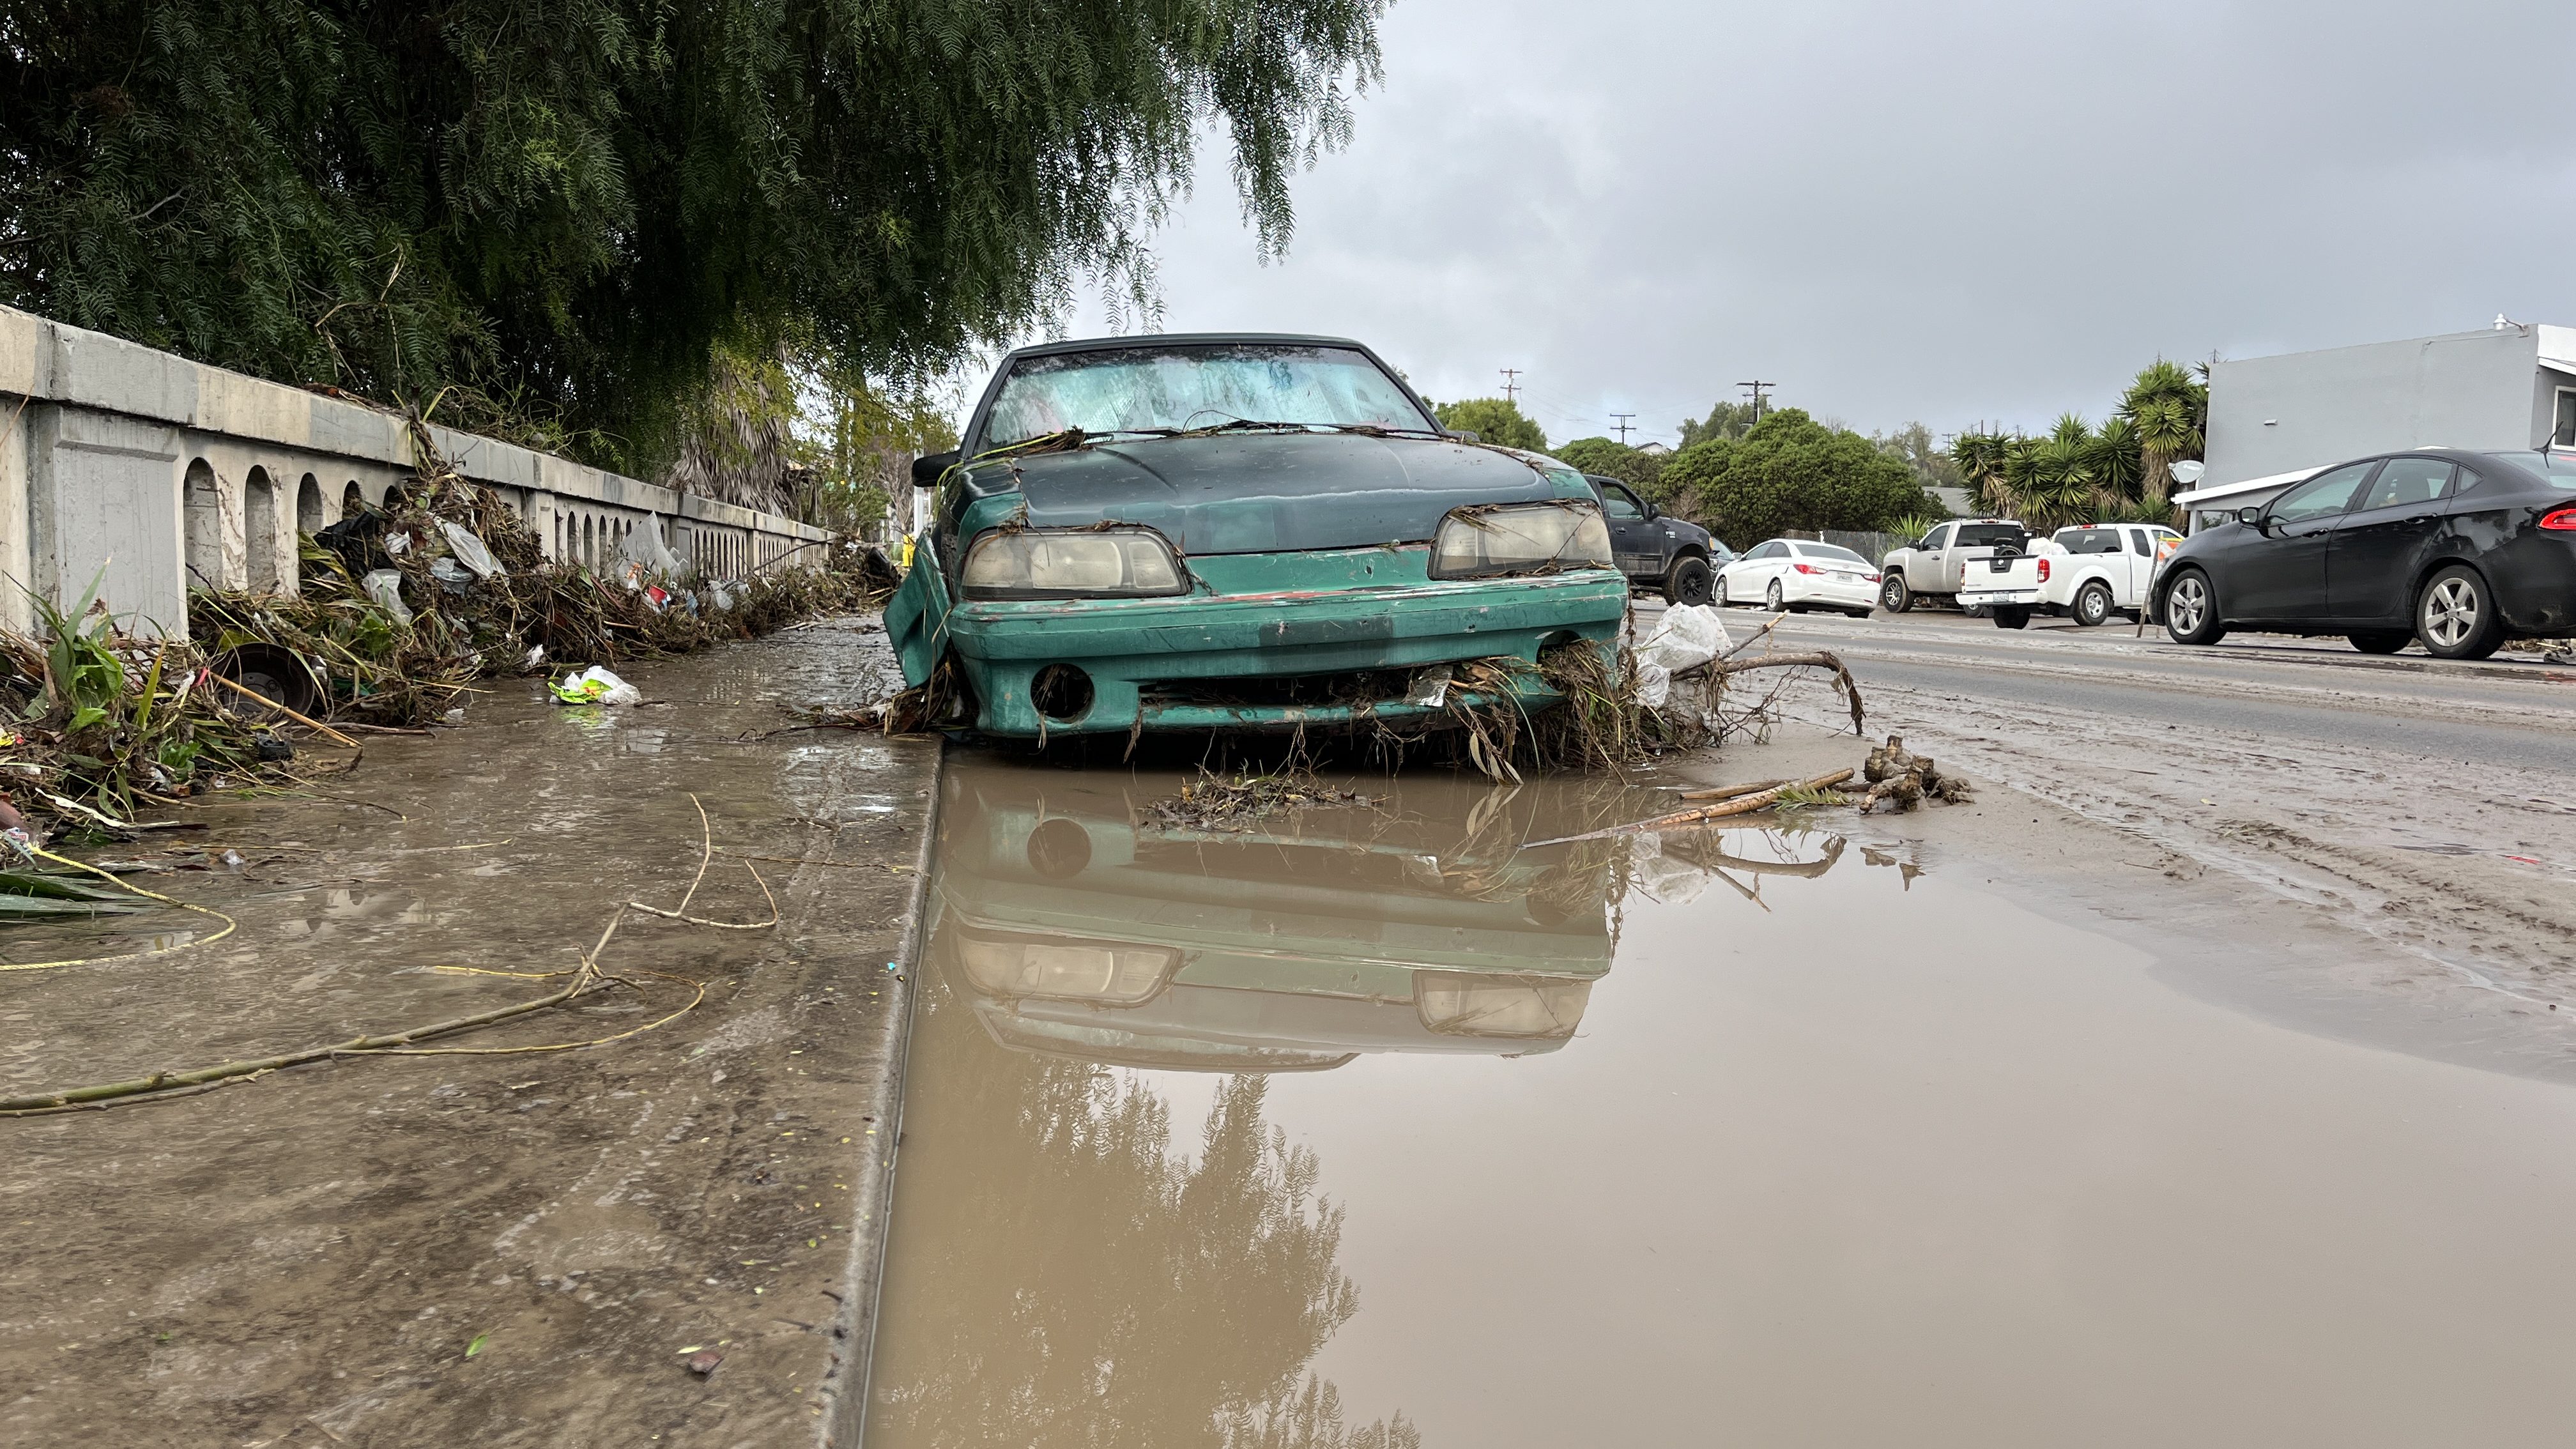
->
[939,548,1628,737]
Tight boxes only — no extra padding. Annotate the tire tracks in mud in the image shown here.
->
[1775,670,2576,1014]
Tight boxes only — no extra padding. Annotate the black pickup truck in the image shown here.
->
[1586,474,1728,605]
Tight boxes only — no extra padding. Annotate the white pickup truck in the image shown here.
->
[1956,522,2184,629]
[1877,519,2032,612]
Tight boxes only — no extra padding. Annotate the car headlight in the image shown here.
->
[960,526,1188,599]
[953,927,1181,1005]
[1429,502,1614,579]
[1415,971,1593,1038]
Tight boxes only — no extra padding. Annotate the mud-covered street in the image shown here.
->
[1,621,931,1446]
[1742,607,2576,1075]
[866,716,2576,1446]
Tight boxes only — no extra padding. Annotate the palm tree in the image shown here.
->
[2119,360,2207,509]
[2087,414,2143,512]
[2022,414,2096,531]
[1947,429,2020,517]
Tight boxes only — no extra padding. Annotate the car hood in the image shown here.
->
[985,433,1568,555]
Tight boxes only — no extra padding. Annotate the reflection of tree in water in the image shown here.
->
[872,997,1417,1448]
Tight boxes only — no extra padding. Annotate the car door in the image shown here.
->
[1729,540,1782,599]
[2229,461,2376,622]
[2326,456,2453,624]
[1593,479,1655,576]
[2119,527,2153,600]
[1911,525,1952,590]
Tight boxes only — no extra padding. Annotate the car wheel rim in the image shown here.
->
[1882,579,1901,608]
[2170,578,2205,634]
[1767,583,1782,610]
[2424,578,2478,647]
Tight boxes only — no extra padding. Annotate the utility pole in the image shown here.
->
[1499,368,1522,405]
[1611,412,1636,446]
[1738,379,1774,423]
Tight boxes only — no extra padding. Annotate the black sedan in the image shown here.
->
[1586,474,1727,604]
[2154,447,2576,659]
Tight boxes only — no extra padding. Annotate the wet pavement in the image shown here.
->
[868,751,2576,1448]
[1,618,932,1447]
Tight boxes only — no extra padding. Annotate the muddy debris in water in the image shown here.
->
[0,793,770,1117]
[1857,733,1974,813]
[1138,765,1382,832]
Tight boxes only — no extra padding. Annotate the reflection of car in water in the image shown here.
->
[925,764,1629,1073]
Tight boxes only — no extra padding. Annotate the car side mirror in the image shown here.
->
[1641,500,1660,519]
[2235,505,2267,532]
[1444,427,1481,443]
[911,450,961,486]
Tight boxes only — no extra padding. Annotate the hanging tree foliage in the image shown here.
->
[0,0,1386,473]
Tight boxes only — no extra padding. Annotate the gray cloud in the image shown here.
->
[1075,0,2576,447]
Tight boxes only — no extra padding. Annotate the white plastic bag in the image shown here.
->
[549,665,641,707]
[360,568,412,625]
[1633,604,1732,707]
[618,515,689,581]
[436,519,503,578]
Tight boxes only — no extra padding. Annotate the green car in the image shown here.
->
[884,334,1627,738]
[924,762,1617,1071]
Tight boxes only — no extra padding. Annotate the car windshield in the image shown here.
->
[982,343,1434,447]
[1955,523,2025,548]
[1801,544,1870,566]
[2483,450,2576,489]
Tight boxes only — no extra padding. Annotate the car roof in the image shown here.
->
[997,331,1375,361]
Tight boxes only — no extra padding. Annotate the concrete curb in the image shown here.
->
[818,738,942,1448]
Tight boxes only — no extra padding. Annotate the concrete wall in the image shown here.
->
[0,304,829,636]
[2205,328,2552,487]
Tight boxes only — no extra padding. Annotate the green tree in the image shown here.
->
[1677,399,1765,448]
[2119,359,2208,508]
[0,0,1383,476]
[790,368,958,537]
[1657,408,1935,549]
[1870,422,1965,494]
[1552,436,1668,499]
[1433,397,1547,452]
[1948,430,2021,518]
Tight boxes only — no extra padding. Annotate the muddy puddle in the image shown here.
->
[869,753,2576,1448]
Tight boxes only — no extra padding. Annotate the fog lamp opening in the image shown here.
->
[1031,664,1095,722]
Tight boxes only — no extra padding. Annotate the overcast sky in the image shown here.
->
[1049,0,2576,448]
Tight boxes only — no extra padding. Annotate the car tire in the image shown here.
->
[2161,567,2227,646]
[1662,555,1714,607]
[2347,631,2411,655]
[1847,608,1874,620]
[1992,606,2029,630]
[1881,574,1913,613]
[2072,581,2113,627]
[2416,565,2504,660]
[1765,579,1786,612]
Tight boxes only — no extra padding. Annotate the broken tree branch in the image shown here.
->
[1519,769,1856,848]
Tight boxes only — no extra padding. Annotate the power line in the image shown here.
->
[1499,368,1522,405]
[1738,378,1775,422]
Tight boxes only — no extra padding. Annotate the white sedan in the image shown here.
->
[1716,539,1881,617]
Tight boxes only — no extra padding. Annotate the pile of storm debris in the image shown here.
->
[1519,735,1972,849]
[0,422,894,845]
[1436,606,1867,781]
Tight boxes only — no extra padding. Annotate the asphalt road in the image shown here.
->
[1659,601,2576,775]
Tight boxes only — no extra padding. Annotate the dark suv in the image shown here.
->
[1588,475,1727,605]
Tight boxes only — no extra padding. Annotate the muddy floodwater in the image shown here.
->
[869,753,2576,1448]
